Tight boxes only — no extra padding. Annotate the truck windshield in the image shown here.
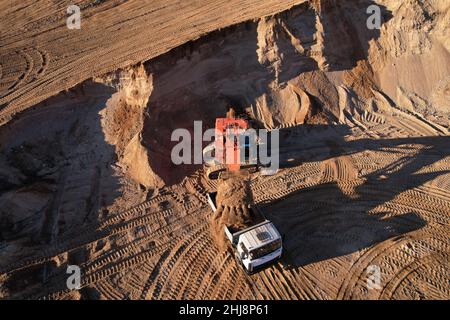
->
[249,239,281,260]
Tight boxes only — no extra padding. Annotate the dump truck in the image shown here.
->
[207,192,283,274]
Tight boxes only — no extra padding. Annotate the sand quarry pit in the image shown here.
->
[0,0,449,299]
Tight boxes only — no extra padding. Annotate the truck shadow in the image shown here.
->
[261,124,449,267]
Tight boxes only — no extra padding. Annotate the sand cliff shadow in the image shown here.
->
[262,124,448,267]
[0,81,124,297]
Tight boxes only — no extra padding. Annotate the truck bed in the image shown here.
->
[208,192,265,226]
[207,192,267,245]
[226,208,266,234]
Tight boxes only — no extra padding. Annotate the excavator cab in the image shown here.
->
[214,117,249,172]
[204,111,259,179]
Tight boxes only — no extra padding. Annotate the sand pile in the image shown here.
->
[370,0,450,128]
[210,176,257,251]
[97,65,164,189]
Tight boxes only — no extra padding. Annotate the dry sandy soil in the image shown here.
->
[0,0,449,299]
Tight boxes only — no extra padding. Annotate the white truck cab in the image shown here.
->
[235,221,283,273]
[207,192,283,274]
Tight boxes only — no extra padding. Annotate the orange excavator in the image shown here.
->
[203,107,259,180]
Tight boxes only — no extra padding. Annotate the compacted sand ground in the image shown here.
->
[0,0,449,299]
